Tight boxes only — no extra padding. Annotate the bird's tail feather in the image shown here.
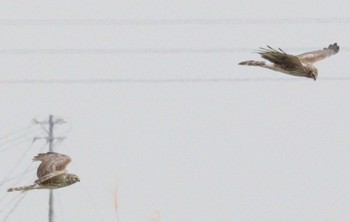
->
[238,60,265,66]
[7,184,36,192]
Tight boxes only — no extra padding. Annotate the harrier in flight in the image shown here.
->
[8,152,79,192]
[239,43,339,80]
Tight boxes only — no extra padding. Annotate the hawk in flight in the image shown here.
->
[239,43,339,80]
[8,152,79,192]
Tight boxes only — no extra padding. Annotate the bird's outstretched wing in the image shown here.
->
[297,43,339,64]
[33,152,72,178]
[258,46,304,72]
[34,170,68,184]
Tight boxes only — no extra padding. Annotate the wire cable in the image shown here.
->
[0,142,35,187]
[0,128,41,147]
[0,125,33,142]
[0,137,36,152]
[0,18,350,26]
[1,192,27,222]
[0,48,251,54]
[0,141,48,202]
[0,77,350,85]
[0,127,43,152]
[0,47,349,55]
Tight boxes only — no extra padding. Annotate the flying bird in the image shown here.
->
[8,152,79,192]
[239,43,339,80]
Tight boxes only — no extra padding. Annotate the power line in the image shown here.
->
[0,77,350,85]
[0,141,47,202]
[0,47,349,55]
[0,165,36,208]
[0,142,35,187]
[2,192,28,222]
[0,118,65,222]
[0,18,350,26]
[0,48,266,54]
[0,126,42,144]
[0,48,251,54]
[0,128,43,152]
[0,125,33,142]
[0,133,32,149]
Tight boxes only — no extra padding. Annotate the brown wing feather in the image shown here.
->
[33,152,71,178]
[258,46,304,72]
[297,43,339,64]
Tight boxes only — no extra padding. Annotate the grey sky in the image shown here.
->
[0,1,349,222]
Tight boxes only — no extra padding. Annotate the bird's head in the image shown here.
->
[306,64,318,81]
[67,173,80,184]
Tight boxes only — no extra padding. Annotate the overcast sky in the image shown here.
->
[0,1,349,222]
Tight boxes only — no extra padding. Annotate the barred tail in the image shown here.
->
[7,184,36,192]
[238,60,266,66]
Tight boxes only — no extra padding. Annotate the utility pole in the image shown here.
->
[34,115,65,222]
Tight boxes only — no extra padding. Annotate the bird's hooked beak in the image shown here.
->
[311,72,317,81]
[308,68,317,81]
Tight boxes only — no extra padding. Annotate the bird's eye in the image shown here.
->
[308,71,315,76]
